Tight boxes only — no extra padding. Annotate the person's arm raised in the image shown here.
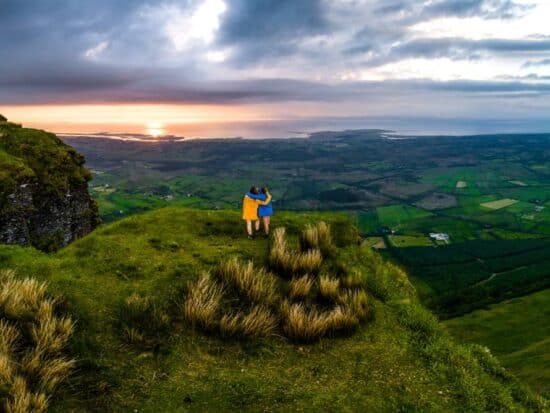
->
[256,191,272,206]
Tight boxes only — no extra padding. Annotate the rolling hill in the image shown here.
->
[0,207,545,412]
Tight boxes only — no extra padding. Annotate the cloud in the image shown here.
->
[84,41,110,59]
[417,0,533,20]
[522,58,550,68]
[218,0,329,63]
[1,0,550,126]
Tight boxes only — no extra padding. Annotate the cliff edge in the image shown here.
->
[0,116,99,251]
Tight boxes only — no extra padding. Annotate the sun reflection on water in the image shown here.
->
[146,122,165,137]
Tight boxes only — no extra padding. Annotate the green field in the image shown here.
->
[445,289,550,398]
[388,235,433,247]
[376,205,432,229]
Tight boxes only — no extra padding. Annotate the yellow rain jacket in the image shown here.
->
[242,191,272,220]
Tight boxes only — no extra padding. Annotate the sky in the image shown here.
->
[1,0,550,137]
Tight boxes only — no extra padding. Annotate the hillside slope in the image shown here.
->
[0,208,544,412]
[445,289,550,398]
[0,116,99,250]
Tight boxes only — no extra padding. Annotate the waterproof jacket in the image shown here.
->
[257,193,273,217]
[242,191,272,220]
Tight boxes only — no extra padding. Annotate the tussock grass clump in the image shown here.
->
[213,258,277,305]
[220,306,278,340]
[338,289,369,320]
[118,293,170,349]
[183,274,224,331]
[294,249,323,275]
[0,270,75,413]
[181,221,372,343]
[300,221,333,255]
[288,275,313,300]
[281,301,362,342]
[280,302,330,342]
[319,275,340,300]
[269,228,293,275]
[269,228,322,276]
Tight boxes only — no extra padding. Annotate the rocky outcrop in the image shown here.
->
[1,116,99,251]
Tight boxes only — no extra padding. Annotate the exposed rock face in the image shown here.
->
[1,117,99,251]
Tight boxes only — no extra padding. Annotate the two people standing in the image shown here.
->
[242,186,273,239]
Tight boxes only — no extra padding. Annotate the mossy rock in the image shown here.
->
[0,122,99,249]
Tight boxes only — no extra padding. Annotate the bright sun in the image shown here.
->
[146,122,165,137]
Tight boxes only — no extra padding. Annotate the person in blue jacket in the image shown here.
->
[256,187,273,236]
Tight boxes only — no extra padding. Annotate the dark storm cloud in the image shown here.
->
[0,0,548,109]
[353,37,550,66]
[218,0,329,63]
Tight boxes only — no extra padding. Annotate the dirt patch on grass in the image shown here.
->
[415,193,458,210]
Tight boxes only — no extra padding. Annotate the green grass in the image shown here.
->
[445,289,550,398]
[376,205,432,229]
[388,235,433,247]
[0,207,542,411]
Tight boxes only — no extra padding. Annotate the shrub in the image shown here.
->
[220,306,278,340]
[117,293,170,349]
[288,275,313,300]
[0,114,6,122]
[319,275,340,300]
[0,270,75,413]
[182,274,224,331]
[213,258,277,305]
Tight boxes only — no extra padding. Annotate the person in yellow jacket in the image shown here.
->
[242,186,272,239]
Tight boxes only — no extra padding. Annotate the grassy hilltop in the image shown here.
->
[0,207,545,412]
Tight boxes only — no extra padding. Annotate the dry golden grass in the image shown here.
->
[293,249,323,275]
[288,275,313,300]
[300,221,333,254]
[270,227,322,276]
[0,353,14,385]
[269,228,292,274]
[220,306,278,339]
[300,225,319,250]
[281,298,365,342]
[0,319,19,354]
[326,305,360,331]
[37,357,75,392]
[183,274,224,330]
[0,270,48,318]
[179,222,370,344]
[319,275,340,300]
[214,258,277,304]
[281,302,331,342]
[0,269,75,413]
